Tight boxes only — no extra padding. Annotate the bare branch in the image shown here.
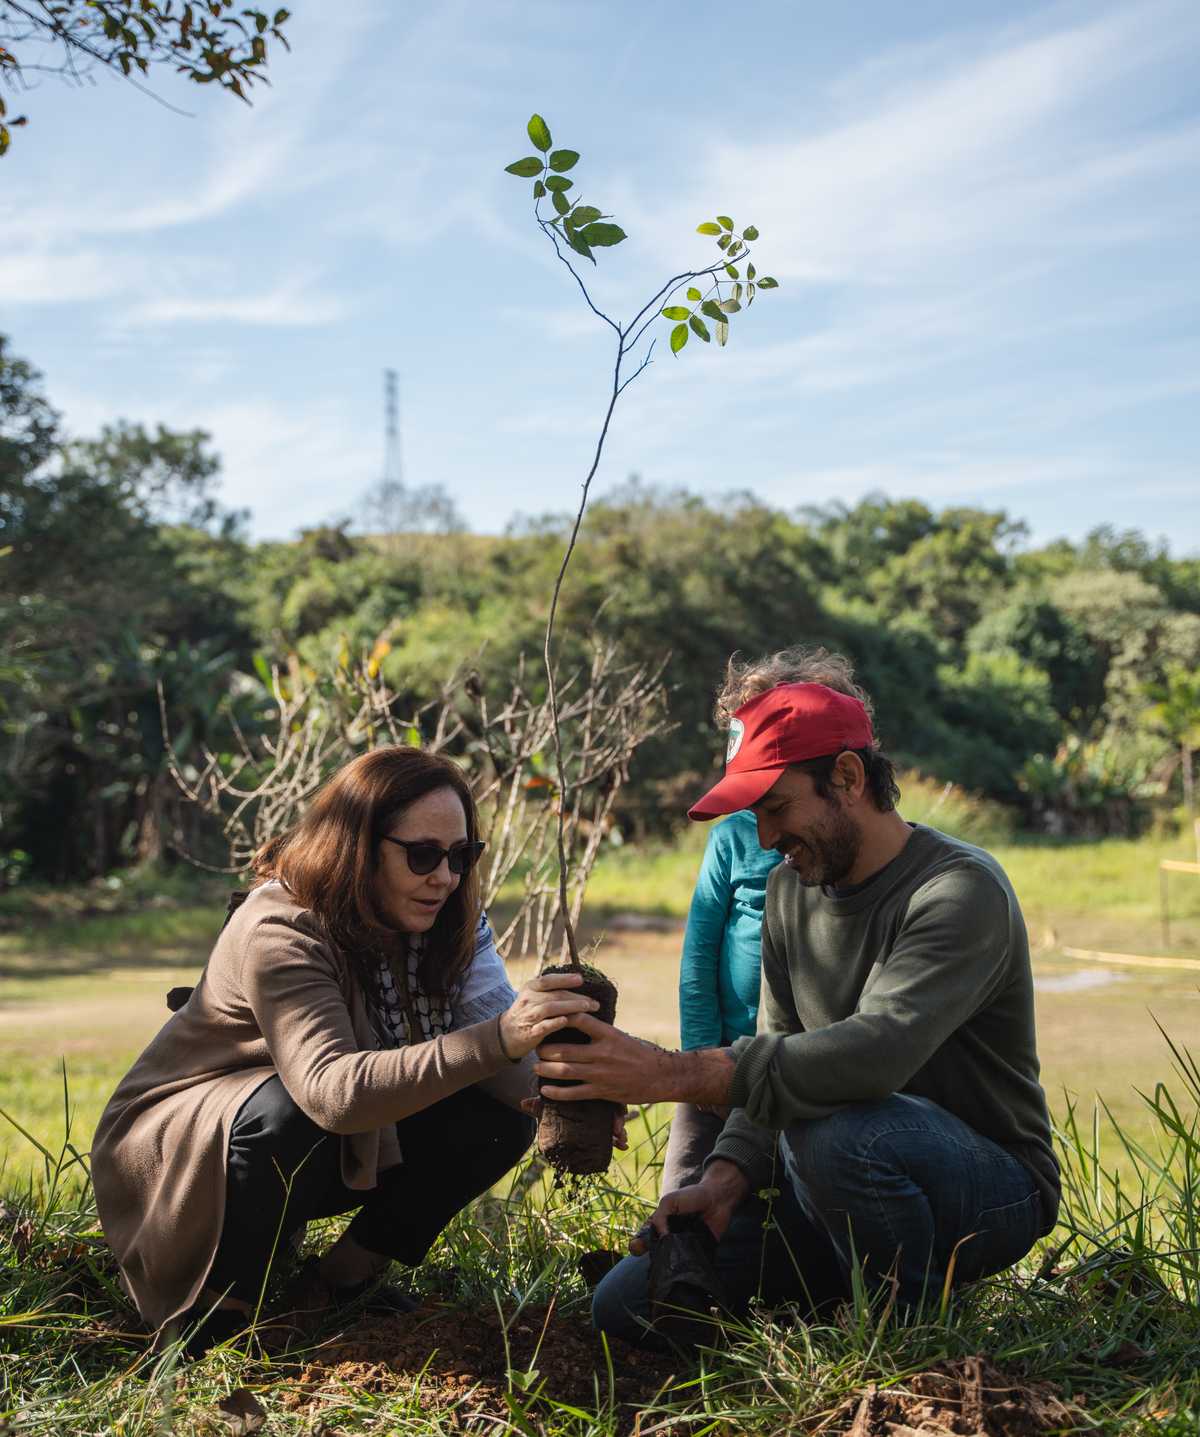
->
[161,637,671,965]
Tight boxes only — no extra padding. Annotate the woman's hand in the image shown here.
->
[498,972,599,1059]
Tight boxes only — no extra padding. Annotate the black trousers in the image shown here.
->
[205,1076,535,1306]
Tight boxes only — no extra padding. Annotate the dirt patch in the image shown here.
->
[833,1355,1080,1436]
[277,1301,677,1430]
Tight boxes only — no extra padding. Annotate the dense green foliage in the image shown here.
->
[4,333,1199,881]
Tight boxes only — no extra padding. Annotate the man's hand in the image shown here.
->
[534,1016,737,1108]
[498,972,600,1060]
[630,1160,749,1254]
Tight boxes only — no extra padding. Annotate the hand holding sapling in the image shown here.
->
[498,971,598,1060]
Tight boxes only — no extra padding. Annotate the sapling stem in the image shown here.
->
[505,114,779,970]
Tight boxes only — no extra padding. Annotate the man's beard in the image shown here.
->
[779,804,862,888]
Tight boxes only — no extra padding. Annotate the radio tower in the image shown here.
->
[383,368,402,489]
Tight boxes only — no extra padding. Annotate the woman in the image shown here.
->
[92,746,599,1354]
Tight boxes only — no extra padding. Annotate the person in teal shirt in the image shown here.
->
[662,809,782,1191]
[679,809,781,1049]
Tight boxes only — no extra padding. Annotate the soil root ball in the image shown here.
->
[536,963,618,1176]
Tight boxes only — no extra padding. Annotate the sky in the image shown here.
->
[4,0,1199,552]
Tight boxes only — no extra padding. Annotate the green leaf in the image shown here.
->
[689,314,711,342]
[533,180,546,198]
[717,234,731,250]
[580,221,626,246]
[670,322,689,355]
[545,175,573,192]
[686,287,702,301]
[716,319,729,347]
[758,276,779,288]
[717,215,734,231]
[505,156,544,177]
[552,188,570,216]
[568,228,595,263]
[661,306,690,321]
[747,262,756,280]
[527,114,552,152]
[746,282,755,305]
[734,282,743,302]
[696,222,722,235]
[569,205,602,228]
[728,240,743,257]
[724,263,739,279]
[720,298,742,314]
[548,149,579,172]
[701,300,726,324]
[743,225,759,241]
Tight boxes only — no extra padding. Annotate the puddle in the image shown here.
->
[1034,968,1127,994]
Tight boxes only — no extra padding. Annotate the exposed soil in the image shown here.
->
[832,1355,1081,1436]
[276,1301,677,1431]
[536,963,619,1176]
[269,1316,1081,1436]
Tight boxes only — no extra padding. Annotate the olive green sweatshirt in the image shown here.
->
[712,824,1060,1230]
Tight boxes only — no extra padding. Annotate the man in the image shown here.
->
[534,674,1060,1344]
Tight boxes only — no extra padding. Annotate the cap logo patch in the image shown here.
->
[726,718,745,764]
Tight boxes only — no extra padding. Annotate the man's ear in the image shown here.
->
[833,750,867,802]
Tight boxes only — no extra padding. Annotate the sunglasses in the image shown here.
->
[380,836,486,876]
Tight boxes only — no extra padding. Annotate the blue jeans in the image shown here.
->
[593,1094,1043,1345]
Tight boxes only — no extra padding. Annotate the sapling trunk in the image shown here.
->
[536,963,618,1176]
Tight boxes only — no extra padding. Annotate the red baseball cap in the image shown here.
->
[688,682,875,820]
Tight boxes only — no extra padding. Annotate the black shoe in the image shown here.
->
[333,1273,420,1315]
[179,1303,248,1360]
[646,1214,728,1355]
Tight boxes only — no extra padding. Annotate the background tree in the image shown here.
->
[1143,664,1200,858]
[6,322,1200,881]
[0,336,253,877]
[359,476,466,549]
[0,0,290,155]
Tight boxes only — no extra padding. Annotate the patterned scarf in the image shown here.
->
[372,934,453,1047]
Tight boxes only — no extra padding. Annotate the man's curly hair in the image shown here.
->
[713,646,899,812]
[714,645,873,726]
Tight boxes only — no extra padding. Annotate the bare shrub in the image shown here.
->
[162,638,671,964]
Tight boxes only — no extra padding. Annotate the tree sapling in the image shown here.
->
[504,113,780,1174]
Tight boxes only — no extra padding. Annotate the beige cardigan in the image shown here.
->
[91,883,529,1331]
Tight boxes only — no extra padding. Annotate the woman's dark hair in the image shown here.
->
[792,748,901,813]
[253,747,482,1002]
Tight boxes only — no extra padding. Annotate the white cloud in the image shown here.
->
[636,2,1198,285]
[124,272,349,328]
[194,398,381,533]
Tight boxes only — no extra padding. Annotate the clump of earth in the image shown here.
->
[536,962,620,1176]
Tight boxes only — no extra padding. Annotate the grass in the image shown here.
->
[1,1046,1198,1434]
[1,789,1199,1431]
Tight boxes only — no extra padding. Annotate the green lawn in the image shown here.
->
[1,820,1199,1434]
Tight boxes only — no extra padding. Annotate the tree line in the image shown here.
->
[3,333,1199,883]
